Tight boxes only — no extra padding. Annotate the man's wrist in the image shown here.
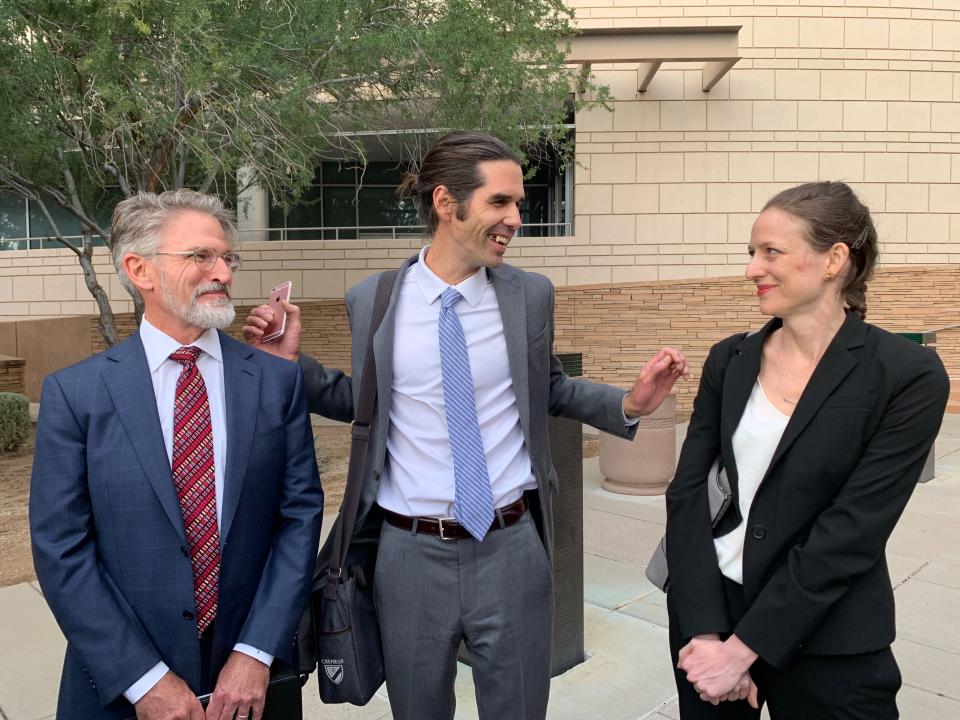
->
[234,643,274,668]
[123,662,169,704]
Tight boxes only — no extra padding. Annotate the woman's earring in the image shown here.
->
[824,273,833,280]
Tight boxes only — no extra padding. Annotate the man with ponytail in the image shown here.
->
[244,131,689,719]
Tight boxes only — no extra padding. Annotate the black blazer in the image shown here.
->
[665,312,949,669]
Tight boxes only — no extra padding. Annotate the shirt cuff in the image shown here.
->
[123,662,169,705]
[622,393,641,426]
[234,644,274,668]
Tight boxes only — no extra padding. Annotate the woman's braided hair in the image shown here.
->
[763,181,879,319]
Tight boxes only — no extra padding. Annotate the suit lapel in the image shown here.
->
[218,332,261,543]
[102,334,187,543]
[490,267,530,440]
[721,323,773,485]
[764,313,864,475]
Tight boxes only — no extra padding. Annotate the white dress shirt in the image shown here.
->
[714,380,789,584]
[124,318,271,705]
[376,246,539,517]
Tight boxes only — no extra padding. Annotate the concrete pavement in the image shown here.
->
[3,417,959,719]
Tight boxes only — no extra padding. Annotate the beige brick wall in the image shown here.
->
[0,241,433,320]
[571,0,960,280]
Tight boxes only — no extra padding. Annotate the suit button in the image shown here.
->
[182,610,195,621]
[751,525,767,540]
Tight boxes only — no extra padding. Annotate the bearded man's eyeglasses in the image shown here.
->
[153,249,242,271]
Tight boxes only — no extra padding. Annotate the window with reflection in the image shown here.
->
[269,153,570,241]
[269,162,418,240]
[0,194,28,251]
[0,190,118,250]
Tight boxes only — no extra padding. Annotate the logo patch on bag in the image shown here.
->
[322,659,344,685]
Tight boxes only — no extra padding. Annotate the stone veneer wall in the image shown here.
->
[89,265,958,420]
[554,265,959,418]
[0,355,26,395]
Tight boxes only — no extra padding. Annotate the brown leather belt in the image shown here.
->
[381,497,528,541]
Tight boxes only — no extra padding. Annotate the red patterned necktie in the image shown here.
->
[170,346,220,636]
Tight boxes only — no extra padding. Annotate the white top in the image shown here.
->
[376,245,538,517]
[714,380,789,584]
[125,319,270,704]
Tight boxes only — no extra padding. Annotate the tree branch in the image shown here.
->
[144,91,204,192]
[31,195,82,258]
[198,159,223,195]
[0,164,107,241]
[57,149,109,246]
[104,163,133,197]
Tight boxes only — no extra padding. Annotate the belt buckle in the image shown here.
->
[436,517,457,541]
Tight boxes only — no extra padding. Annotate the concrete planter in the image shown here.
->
[600,393,677,496]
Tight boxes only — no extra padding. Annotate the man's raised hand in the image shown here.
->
[622,347,689,418]
[242,299,301,361]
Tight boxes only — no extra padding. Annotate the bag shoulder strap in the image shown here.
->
[325,269,397,597]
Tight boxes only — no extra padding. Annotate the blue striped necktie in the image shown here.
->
[438,287,495,541]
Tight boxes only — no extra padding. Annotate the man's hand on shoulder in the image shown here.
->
[205,650,270,720]
[242,299,302,361]
[135,671,204,720]
[623,347,689,418]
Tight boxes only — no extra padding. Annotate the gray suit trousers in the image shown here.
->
[374,512,554,720]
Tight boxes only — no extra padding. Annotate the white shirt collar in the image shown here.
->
[414,245,489,307]
[139,316,223,373]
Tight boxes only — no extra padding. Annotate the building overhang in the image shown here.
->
[560,25,742,93]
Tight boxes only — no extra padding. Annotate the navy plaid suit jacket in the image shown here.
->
[30,331,323,719]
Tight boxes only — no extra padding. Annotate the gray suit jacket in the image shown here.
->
[300,255,636,556]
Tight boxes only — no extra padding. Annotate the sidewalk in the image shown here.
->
[3,417,959,719]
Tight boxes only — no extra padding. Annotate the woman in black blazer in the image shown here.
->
[665,182,949,719]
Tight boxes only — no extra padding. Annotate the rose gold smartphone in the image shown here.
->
[262,281,293,342]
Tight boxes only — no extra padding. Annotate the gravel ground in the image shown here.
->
[0,428,35,587]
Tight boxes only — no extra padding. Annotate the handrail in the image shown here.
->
[253,222,572,241]
[925,323,960,333]
[1,222,573,249]
[0,234,105,246]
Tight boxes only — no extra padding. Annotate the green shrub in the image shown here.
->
[0,392,30,453]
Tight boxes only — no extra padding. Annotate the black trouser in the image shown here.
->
[199,622,216,695]
[667,578,902,720]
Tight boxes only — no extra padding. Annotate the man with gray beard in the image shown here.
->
[30,189,322,720]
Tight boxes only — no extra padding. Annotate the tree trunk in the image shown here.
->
[78,245,117,346]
